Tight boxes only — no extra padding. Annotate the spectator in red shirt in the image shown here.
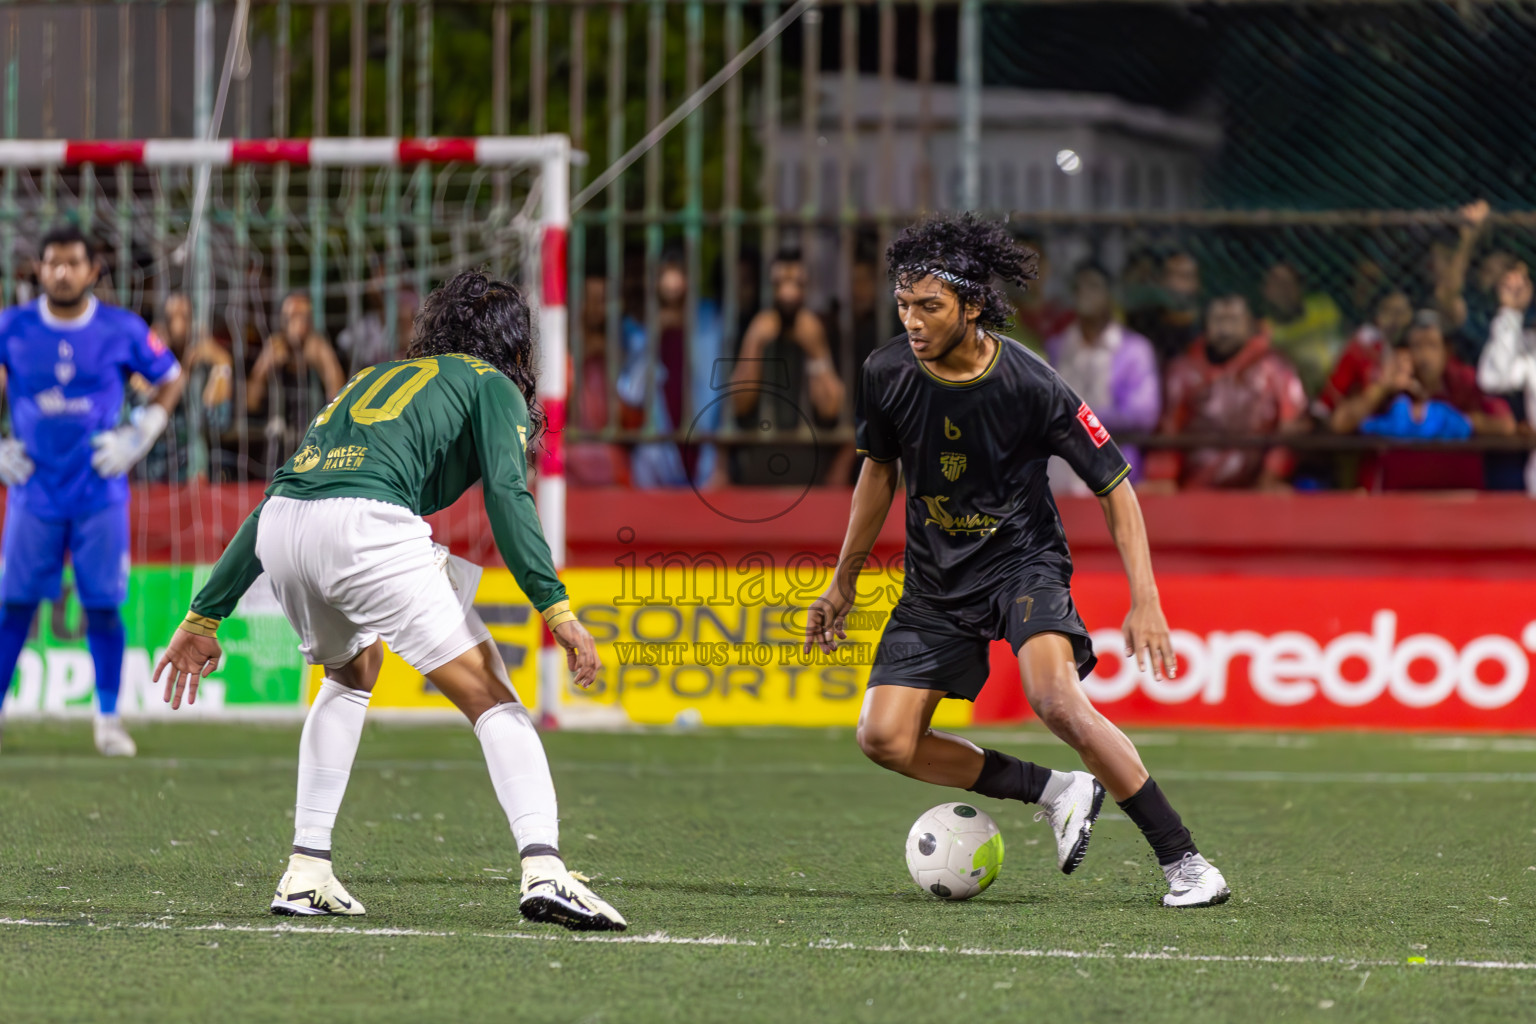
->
[1145,293,1307,491]
[1319,287,1413,418]
[1330,310,1513,490]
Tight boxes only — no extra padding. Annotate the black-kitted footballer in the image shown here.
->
[803,215,1231,908]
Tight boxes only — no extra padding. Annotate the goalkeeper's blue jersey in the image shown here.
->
[0,297,180,519]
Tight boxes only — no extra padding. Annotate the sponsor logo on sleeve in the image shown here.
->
[1076,402,1111,448]
[147,329,168,355]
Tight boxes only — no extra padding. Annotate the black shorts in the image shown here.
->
[867,574,1097,702]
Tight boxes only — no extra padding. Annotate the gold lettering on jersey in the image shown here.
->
[321,445,370,471]
[292,444,321,473]
[918,495,999,536]
[443,353,499,375]
[939,452,967,481]
[944,416,962,440]
[517,424,528,451]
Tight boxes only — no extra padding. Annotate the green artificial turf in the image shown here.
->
[2,721,1533,1023]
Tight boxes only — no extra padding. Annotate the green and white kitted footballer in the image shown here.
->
[162,271,623,934]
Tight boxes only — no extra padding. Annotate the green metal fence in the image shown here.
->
[0,0,1532,489]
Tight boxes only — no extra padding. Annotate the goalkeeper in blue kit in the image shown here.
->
[0,225,184,755]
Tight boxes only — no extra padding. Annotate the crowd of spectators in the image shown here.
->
[562,207,1536,496]
[28,200,1535,496]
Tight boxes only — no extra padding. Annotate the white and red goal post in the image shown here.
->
[0,135,572,718]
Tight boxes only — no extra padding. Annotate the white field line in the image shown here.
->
[2,918,1533,971]
[2,756,1536,785]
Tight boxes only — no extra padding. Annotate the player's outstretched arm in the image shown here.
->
[155,499,268,708]
[806,457,899,653]
[1097,480,1177,681]
[472,375,605,686]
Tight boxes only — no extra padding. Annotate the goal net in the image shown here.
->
[0,136,573,722]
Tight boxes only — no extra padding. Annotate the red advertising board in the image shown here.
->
[976,573,1536,731]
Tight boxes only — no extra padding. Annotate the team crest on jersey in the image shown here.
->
[939,452,967,481]
[1076,402,1111,448]
[54,340,74,384]
[292,444,321,473]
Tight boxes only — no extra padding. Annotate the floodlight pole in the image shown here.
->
[958,0,981,211]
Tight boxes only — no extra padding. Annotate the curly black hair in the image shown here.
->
[885,213,1039,331]
[408,269,545,441]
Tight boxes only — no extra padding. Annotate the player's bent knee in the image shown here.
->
[427,645,516,724]
[327,641,384,693]
[1028,688,1097,748]
[856,724,917,771]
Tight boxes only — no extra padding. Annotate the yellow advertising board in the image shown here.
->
[335,564,972,729]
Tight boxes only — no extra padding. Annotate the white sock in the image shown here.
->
[292,678,371,852]
[1039,769,1075,806]
[473,702,560,854]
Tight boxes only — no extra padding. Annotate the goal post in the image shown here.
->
[0,135,571,721]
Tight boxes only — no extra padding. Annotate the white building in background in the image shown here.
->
[765,77,1221,216]
[2,5,274,140]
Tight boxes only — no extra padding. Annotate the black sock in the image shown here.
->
[519,843,561,861]
[1117,778,1197,866]
[967,748,1053,805]
[292,845,332,861]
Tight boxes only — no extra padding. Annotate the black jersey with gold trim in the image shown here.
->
[855,331,1131,605]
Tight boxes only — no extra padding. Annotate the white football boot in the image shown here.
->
[519,855,628,932]
[270,853,367,916]
[1161,852,1231,908]
[1033,770,1106,874]
[93,714,137,757]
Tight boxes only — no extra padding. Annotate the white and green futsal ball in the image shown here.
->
[905,802,1004,900]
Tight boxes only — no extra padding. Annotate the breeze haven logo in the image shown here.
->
[1082,610,1530,710]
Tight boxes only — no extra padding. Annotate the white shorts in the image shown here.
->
[255,495,489,673]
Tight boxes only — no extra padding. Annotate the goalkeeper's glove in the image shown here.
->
[0,438,33,486]
[91,404,169,478]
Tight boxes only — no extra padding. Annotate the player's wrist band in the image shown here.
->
[541,600,577,629]
[180,612,222,637]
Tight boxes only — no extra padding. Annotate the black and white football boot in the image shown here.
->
[519,855,627,932]
[270,853,367,917]
[1161,852,1231,908]
[1033,770,1106,874]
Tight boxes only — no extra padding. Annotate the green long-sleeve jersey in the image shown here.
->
[186,353,569,628]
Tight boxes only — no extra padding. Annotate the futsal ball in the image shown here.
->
[905,802,1004,900]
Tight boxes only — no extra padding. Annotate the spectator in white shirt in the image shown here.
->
[1476,262,1536,493]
